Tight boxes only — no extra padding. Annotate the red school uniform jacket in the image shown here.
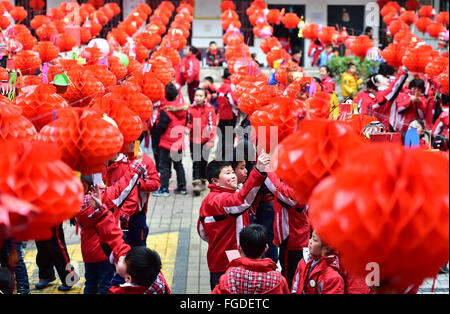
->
[158,96,189,152]
[182,54,200,84]
[432,107,449,139]
[197,168,267,273]
[264,172,310,251]
[216,78,238,121]
[354,89,376,115]
[291,248,345,294]
[392,91,424,132]
[108,272,171,294]
[186,101,217,145]
[211,257,290,294]
[320,76,336,94]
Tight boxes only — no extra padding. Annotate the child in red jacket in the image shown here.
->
[186,88,217,196]
[319,65,335,94]
[78,160,147,294]
[212,224,290,294]
[291,231,345,294]
[109,247,171,294]
[197,153,271,290]
[181,45,201,103]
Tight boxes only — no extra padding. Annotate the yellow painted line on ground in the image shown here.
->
[23,232,179,294]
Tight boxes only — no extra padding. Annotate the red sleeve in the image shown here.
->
[320,271,345,294]
[102,168,141,209]
[138,155,160,192]
[396,92,412,112]
[265,172,299,207]
[213,169,267,216]
[118,188,139,221]
[207,107,217,143]
[291,261,303,294]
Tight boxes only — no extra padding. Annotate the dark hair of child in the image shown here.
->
[239,224,268,259]
[206,160,233,183]
[125,247,162,287]
[165,83,179,102]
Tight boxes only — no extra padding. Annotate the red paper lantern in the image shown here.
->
[105,3,121,16]
[389,19,408,35]
[38,107,123,176]
[62,68,105,107]
[153,46,180,67]
[220,1,235,12]
[250,96,305,153]
[46,7,64,21]
[427,22,446,39]
[85,65,117,88]
[0,98,37,142]
[80,27,92,45]
[266,47,289,68]
[81,46,103,65]
[436,12,449,26]
[10,6,27,22]
[273,119,363,205]
[402,45,439,74]
[415,17,432,34]
[0,1,13,12]
[281,13,300,29]
[29,0,45,11]
[302,23,320,41]
[405,0,420,11]
[109,85,153,124]
[33,41,59,63]
[0,15,10,29]
[223,31,244,46]
[30,15,50,30]
[350,35,375,58]
[0,192,40,243]
[0,140,84,241]
[383,11,398,26]
[142,72,165,103]
[308,144,449,293]
[36,23,58,41]
[318,26,338,46]
[13,84,68,131]
[108,56,128,80]
[149,56,175,86]
[14,50,42,75]
[425,56,449,79]
[126,57,142,75]
[382,43,403,68]
[419,5,435,18]
[89,20,102,37]
[260,37,282,54]
[380,1,400,17]
[90,97,143,151]
[399,10,417,25]
[345,114,378,135]
[266,9,282,25]
[438,68,449,95]
[222,18,241,31]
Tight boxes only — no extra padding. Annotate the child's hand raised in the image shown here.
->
[88,185,102,210]
[256,150,271,172]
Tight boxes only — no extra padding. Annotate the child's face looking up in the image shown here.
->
[213,165,238,190]
[233,161,248,185]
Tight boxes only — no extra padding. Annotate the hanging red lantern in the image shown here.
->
[14,32,36,50]
[62,68,105,107]
[38,107,123,175]
[105,2,121,16]
[425,56,449,79]
[223,31,244,46]
[436,12,449,26]
[380,1,400,17]
[250,96,305,153]
[153,46,180,67]
[0,140,84,241]
[427,22,446,39]
[109,85,153,125]
[383,11,398,26]
[419,5,435,18]
[14,50,42,75]
[220,1,235,12]
[404,0,420,11]
[389,19,408,35]
[438,68,449,95]
[260,37,282,54]
[382,43,403,68]
[90,97,143,152]
[318,26,337,46]
[36,23,58,41]
[142,72,165,103]
[266,9,282,25]
[350,35,375,58]
[56,33,77,52]
[30,15,50,30]
[89,19,102,37]
[281,13,300,29]
[107,56,128,80]
[80,27,92,45]
[0,15,10,29]
[402,45,439,74]
[0,98,37,142]
[29,0,45,11]
[266,47,290,68]
[302,23,319,41]
[33,41,59,63]
[272,119,363,206]
[308,144,449,293]
[0,1,13,12]
[399,10,417,25]
[85,65,117,88]
[222,18,241,31]
[415,17,432,34]
[10,6,27,22]
[13,84,68,131]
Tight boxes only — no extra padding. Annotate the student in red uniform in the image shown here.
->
[263,172,310,290]
[78,161,148,294]
[291,231,345,294]
[308,39,324,67]
[319,65,335,94]
[216,68,239,160]
[393,80,426,132]
[153,83,188,196]
[186,88,217,196]
[354,76,378,115]
[200,76,218,109]
[197,153,271,290]
[181,45,201,103]
[109,247,171,295]
[212,224,290,294]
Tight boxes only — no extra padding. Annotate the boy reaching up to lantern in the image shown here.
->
[197,151,271,290]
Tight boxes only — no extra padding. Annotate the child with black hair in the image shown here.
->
[200,76,218,109]
[153,83,188,196]
[206,41,224,67]
[109,247,170,294]
[319,65,335,94]
[197,152,271,290]
[212,224,290,294]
